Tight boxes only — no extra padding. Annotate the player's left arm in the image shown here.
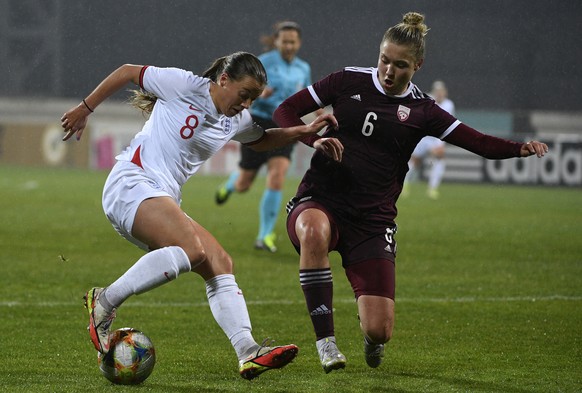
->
[444,123,548,159]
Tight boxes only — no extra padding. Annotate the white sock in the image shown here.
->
[206,274,257,361]
[104,246,191,308]
[429,159,445,189]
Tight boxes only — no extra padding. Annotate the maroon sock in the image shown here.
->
[300,268,334,340]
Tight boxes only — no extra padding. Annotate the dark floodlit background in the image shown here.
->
[1,0,581,187]
[1,0,581,111]
[0,5,581,391]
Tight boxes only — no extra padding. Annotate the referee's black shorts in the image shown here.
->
[239,115,295,170]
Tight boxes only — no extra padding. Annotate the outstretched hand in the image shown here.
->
[306,114,343,162]
[307,113,338,134]
[61,102,92,141]
[313,137,343,162]
[520,140,549,158]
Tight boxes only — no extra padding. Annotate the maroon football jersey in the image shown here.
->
[291,67,459,231]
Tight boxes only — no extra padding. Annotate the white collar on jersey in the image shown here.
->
[372,68,415,97]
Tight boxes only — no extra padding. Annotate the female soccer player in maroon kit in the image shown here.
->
[274,12,548,373]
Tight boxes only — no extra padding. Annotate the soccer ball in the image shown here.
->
[98,327,156,385]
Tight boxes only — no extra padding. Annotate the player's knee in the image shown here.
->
[365,322,393,344]
[236,184,251,193]
[267,177,285,190]
[296,221,329,252]
[361,311,394,344]
[235,179,253,193]
[234,172,254,193]
[214,249,234,273]
[190,250,234,280]
[182,244,209,268]
[266,170,286,190]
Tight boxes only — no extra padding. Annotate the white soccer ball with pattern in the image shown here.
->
[98,327,156,385]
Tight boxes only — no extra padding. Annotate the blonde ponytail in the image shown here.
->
[383,12,429,61]
[129,89,157,114]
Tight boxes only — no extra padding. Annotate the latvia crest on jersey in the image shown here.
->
[397,105,410,122]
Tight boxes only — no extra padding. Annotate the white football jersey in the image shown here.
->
[436,97,455,116]
[116,66,264,198]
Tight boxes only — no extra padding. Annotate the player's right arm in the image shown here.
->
[61,64,143,141]
[274,87,343,161]
[248,113,342,162]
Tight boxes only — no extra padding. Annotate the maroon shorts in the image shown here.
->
[287,197,397,299]
[345,258,395,300]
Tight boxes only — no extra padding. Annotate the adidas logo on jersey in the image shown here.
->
[310,304,332,316]
[350,94,361,101]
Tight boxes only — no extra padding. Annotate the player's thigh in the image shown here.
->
[132,197,197,250]
[133,197,232,277]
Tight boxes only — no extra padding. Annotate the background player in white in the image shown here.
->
[404,80,454,199]
[274,13,548,373]
[215,21,320,253]
[60,52,339,380]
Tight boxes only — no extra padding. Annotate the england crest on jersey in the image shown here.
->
[222,117,232,134]
[397,105,410,122]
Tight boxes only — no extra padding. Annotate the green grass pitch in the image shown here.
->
[1,165,581,392]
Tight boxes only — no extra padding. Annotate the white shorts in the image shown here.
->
[412,136,444,158]
[102,161,176,250]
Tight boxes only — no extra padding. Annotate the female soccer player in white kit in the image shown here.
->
[404,80,455,199]
[60,52,340,380]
